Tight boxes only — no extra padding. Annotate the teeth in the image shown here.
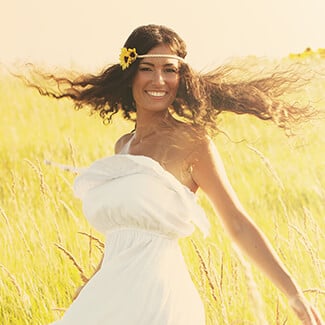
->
[147,91,166,97]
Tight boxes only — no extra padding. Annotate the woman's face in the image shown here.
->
[132,44,180,115]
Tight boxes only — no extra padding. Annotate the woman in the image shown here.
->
[27,25,322,324]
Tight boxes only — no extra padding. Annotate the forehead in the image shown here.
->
[140,44,180,66]
[139,57,179,67]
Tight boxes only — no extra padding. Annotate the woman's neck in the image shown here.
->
[134,109,173,141]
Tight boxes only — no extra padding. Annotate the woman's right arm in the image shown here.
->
[114,132,133,154]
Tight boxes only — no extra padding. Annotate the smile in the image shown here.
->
[146,91,167,97]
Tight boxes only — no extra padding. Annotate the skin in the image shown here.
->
[79,44,324,325]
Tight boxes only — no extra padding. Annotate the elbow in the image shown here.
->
[219,208,253,239]
[211,196,255,238]
[225,219,245,239]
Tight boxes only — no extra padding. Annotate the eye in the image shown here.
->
[138,66,152,72]
[165,67,179,73]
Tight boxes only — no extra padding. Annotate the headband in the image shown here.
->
[119,47,185,70]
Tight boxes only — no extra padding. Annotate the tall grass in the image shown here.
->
[0,66,324,324]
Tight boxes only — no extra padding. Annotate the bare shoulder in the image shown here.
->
[184,127,213,159]
[169,123,213,165]
[114,132,134,154]
[187,131,225,178]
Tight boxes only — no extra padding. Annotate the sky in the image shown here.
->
[1,0,324,71]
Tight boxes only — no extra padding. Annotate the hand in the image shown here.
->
[289,293,324,325]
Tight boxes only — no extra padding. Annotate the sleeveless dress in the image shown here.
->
[51,154,210,325]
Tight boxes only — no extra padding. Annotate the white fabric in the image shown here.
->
[51,154,210,325]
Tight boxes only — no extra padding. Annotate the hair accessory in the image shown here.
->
[119,47,186,70]
[119,48,138,70]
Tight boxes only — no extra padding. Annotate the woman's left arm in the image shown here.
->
[191,139,323,325]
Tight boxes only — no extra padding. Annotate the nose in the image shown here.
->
[152,69,165,86]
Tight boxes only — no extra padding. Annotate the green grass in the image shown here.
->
[0,67,324,324]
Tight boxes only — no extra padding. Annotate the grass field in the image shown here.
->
[0,63,324,324]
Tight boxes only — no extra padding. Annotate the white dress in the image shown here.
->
[51,154,210,325]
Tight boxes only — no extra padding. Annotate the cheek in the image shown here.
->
[168,74,180,89]
[131,87,141,105]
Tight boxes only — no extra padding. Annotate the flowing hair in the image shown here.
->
[15,24,319,133]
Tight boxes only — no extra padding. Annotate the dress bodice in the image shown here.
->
[73,154,210,238]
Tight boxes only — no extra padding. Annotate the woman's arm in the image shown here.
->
[191,138,323,324]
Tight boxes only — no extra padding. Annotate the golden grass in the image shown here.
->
[0,67,324,324]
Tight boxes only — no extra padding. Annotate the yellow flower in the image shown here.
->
[119,47,138,70]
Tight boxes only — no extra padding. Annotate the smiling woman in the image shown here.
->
[132,45,180,115]
[15,24,324,325]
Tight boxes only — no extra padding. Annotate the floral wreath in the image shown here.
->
[119,47,186,70]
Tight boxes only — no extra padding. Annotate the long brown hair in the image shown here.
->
[16,24,318,132]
